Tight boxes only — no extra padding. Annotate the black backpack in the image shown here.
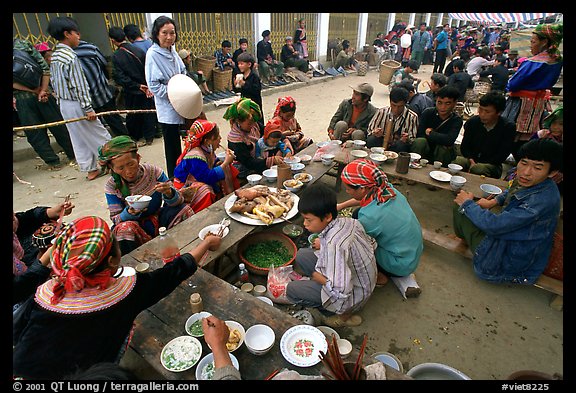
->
[13,48,43,89]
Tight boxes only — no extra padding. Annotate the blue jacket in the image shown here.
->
[459,178,560,284]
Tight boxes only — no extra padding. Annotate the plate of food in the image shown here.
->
[225,185,299,226]
[429,170,452,182]
[383,151,399,160]
[195,352,240,380]
[280,325,328,367]
[160,335,202,372]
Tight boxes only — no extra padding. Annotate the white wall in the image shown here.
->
[317,13,330,63]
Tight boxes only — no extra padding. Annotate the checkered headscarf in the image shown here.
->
[341,159,396,207]
[50,216,114,305]
[534,23,563,60]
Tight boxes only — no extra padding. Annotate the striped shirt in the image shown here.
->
[50,43,94,113]
[367,106,419,143]
[74,41,113,108]
[315,217,377,314]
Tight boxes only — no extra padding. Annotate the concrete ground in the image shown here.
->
[12,65,563,381]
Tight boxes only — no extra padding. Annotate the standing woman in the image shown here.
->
[502,23,563,161]
[293,18,308,60]
[145,15,187,178]
[173,119,239,213]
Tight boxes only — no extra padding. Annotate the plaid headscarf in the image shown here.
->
[223,97,262,123]
[534,23,563,60]
[176,119,217,166]
[49,216,114,305]
[98,136,138,197]
[341,159,396,207]
[543,106,563,129]
[273,96,296,118]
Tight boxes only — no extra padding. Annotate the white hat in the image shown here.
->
[167,74,203,119]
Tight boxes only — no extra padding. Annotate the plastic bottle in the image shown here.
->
[158,226,180,264]
[238,263,250,285]
[189,293,203,314]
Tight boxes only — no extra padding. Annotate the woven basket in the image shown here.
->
[379,60,401,85]
[473,81,491,97]
[212,68,232,92]
[196,56,216,81]
[357,61,368,76]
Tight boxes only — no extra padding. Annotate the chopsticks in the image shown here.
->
[198,218,227,269]
[264,368,281,380]
[54,194,71,233]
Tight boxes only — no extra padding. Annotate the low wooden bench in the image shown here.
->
[421,228,563,311]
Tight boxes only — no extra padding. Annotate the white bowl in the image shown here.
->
[299,154,312,164]
[371,351,404,373]
[125,195,152,210]
[316,325,340,341]
[246,174,262,185]
[216,151,227,161]
[353,140,367,147]
[330,140,343,145]
[283,179,304,192]
[351,150,368,158]
[245,324,275,355]
[284,156,301,165]
[321,153,335,166]
[290,163,305,173]
[262,168,278,182]
[448,163,463,175]
[185,311,213,337]
[199,224,230,240]
[294,172,313,184]
[409,152,421,162]
[336,338,353,359]
[256,296,273,306]
[480,183,502,198]
[316,141,330,148]
[135,262,150,273]
[370,147,385,154]
[406,362,471,380]
[449,175,467,191]
[369,153,387,164]
[222,320,245,353]
[195,352,239,380]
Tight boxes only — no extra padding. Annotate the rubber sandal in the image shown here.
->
[322,314,362,328]
[86,168,107,181]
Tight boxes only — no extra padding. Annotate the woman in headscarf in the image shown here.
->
[13,215,223,380]
[502,23,563,161]
[271,96,313,153]
[98,135,194,255]
[339,159,423,297]
[225,97,284,178]
[173,119,239,213]
[293,18,308,59]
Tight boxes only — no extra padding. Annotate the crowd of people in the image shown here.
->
[13,15,563,380]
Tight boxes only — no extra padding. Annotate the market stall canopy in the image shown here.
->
[449,13,557,23]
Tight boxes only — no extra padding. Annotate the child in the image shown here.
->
[531,106,563,144]
[255,119,294,167]
[234,52,263,122]
[271,96,313,153]
[47,16,111,181]
[390,59,420,89]
[285,183,377,328]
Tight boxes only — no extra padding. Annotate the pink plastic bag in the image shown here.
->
[267,265,294,304]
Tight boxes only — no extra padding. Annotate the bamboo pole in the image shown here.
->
[13,109,157,132]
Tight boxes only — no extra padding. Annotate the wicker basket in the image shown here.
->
[195,56,216,81]
[212,68,232,92]
[357,61,369,76]
[379,60,401,85]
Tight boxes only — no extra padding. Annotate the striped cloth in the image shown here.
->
[74,40,113,108]
[50,43,94,112]
[367,106,419,143]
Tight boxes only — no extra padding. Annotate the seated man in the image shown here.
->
[327,82,377,142]
[334,39,357,71]
[397,78,435,118]
[256,30,285,84]
[178,48,211,95]
[389,59,420,89]
[425,72,448,101]
[286,183,377,328]
[453,138,562,285]
[452,91,516,178]
[366,86,419,151]
[281,36,309,73]
[214,40,235,71]
[447,59,474,102]
[478,55,509,93]
[98,136,195,255]
[411,86,462,166]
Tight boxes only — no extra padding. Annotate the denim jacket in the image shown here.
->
[458,178,560,284]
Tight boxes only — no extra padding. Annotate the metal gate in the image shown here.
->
[13,13,72,48]
[173,12,254,61]
[270,13,317,61]
[367,13,391,44]
[327,13,359,57]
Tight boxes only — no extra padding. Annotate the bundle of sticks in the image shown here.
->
[319,333,368,380]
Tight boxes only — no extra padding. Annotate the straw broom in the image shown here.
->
[12,109,157,132]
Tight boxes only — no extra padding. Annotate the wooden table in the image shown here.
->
[332,144,509,198]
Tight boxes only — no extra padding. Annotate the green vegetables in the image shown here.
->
[187,320,204,336]
[244,240,292,268]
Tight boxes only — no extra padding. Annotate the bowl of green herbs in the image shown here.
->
[237,232,297,276]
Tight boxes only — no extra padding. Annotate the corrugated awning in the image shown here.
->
[449,13,557,23]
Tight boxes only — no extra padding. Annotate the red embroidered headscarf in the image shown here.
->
[264,118,283,140]
[341,159,396,207]
[50,216,114,305]
[176,119,217,166]
[273,96,297,117]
